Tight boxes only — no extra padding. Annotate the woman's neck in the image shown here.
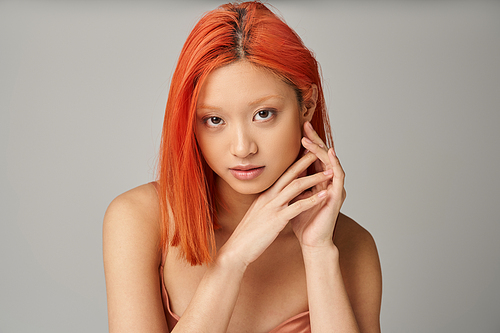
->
[215,179,259,235]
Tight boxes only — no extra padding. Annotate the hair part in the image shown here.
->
[157,1,332,265]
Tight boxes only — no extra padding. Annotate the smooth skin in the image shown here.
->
[103,61,382,332]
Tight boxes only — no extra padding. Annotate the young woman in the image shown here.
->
[103,2,382,332]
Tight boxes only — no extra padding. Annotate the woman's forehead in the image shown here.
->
[197,61,296,108]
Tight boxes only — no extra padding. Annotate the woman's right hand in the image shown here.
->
[218,151,333,269]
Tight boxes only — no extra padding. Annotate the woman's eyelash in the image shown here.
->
[203,116,224,127]
[254,109,277,121]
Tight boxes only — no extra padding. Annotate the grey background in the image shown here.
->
[1,1,499,332]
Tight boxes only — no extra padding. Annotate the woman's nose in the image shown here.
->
[230,126,258,158]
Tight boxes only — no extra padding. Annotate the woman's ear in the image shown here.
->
[301,84,318,122]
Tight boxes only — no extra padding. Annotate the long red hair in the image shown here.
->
[157,1,333,265]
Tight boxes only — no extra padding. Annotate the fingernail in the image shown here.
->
[303,137,313,144]
[317,190,327,198]
[306,122,314,131]
[323,169,333,176]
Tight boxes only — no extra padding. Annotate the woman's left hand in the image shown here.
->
[291,121,347,249]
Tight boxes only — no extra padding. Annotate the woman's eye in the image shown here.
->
[254,110,274,121]
[205,116,224,127]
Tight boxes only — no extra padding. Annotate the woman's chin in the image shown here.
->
[216,177,273,197]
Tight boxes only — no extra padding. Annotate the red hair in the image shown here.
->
[157,1,333,265]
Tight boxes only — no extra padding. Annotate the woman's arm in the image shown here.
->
[302,243,359,332]
[302,219,382,333]
[103,184,168,333]
[168,246,245,332]
[294,122,382,332]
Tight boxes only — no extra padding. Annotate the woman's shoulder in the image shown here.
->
[103,183,161,261]
[334,213,382,323]
[334,213,381,288]
[106,182,159,212]
[104,183,160,226]
[334,213,378,256]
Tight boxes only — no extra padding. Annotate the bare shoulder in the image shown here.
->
[103,183,168,332]
[334,213,378,260]
[334,213,382,332]
[333,212,381,282]
[104,182,160,224]
[103,182,162,266]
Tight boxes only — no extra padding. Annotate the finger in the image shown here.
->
[275,169,333,206]
[314,160,329,192]
[328,148,345,198]
[290,187,313,203]
[304,121,327,149]
[308,158,328,192]
[328,148,344,180]
[302,136,332,170]
[281,189,328,221]
[271,151,318,193]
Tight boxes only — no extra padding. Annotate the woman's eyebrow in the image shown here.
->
[248,94,284,106]
[197,95,284,111]
[196,104,221,111]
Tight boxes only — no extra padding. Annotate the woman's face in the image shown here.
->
[195,61,307,196]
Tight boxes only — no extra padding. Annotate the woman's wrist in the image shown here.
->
[300,240,339,262]
[214,245,249,275]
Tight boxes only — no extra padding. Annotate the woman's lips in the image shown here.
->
[229,166,265,180]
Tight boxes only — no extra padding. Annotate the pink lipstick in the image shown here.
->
[229,165,265,180]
